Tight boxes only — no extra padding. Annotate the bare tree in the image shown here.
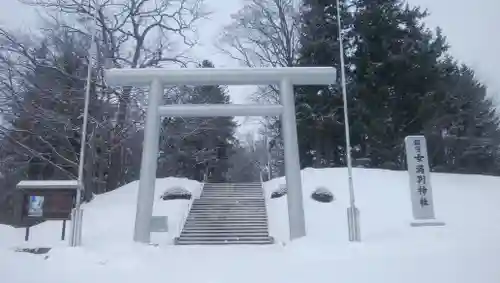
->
[0,26,98,211]
[19,0,207,190]
[217,0,299,104]
[217,0,299,173]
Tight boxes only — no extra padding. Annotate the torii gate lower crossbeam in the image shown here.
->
[104,67,337,243]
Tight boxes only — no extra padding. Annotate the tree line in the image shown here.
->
[0,0,249,224]
[220,0,500,177]
[0,0,498,223]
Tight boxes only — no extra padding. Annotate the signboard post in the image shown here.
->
[150,216,169,233]
[404,136,445,227]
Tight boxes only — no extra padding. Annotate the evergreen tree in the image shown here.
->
[158,60,237,182]
[429,59,500,174]
[352,0,449,168]
[294,0,500,175]
[295,0,360,168]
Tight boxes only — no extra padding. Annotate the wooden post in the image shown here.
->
[25,226,30,241]
[61,220,67,241]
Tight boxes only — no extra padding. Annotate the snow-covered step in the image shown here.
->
[196,199,261,201]
[202,192,262,195]
[204,187,262,189]
[192,202,265,206]
[189,207,266,210]
[188,212,267,216]
[194,198,265,201]
[203,189,262,191]
[182,232,269,237]
[204,185,263,188]
[207,189,261,191]
[176,182,273,246]
[202,190,262,192]
[202,191,262,194]
[189,207,265,210]
[180,232,270,237]
[202,194,262,196]
[184,227,267,234]
[193,200,265,203]
[188,212,266,215]
[188,211,266,216]
[179,236,272,242]
[204,185,262,187]
[192,203,264,209]
[200,195,263,199]
[203,191,261,193]
[184,219,267,223]
[175,239,274,245]
[194,197,264,201]
[183,224,268,229]
[187,213,267,218]
[176,236,273,241]
[190,207,264,211]
[185,220,268,225]
[203,191,262,193]
[192,201,265,204]
[183,226,268,232]
[187,219,267,223]
[184,222,268,230]
[203,183,261,186]
[183,228,268,232]
[186,215,267,220]
[202,187,262,190]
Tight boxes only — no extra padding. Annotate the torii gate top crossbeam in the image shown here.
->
[104,67,336,87]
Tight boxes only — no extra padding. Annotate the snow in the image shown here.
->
[2,168,500,283]
[0,177,202,249]
[16,180,79,189]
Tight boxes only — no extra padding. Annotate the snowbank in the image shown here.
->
[0,177,202,249]
[265,168,500,245]
[2,168,500,283]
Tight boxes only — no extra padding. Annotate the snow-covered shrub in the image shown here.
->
[271,184,287,199]
[160,186,192,200]
[311,187,334,203]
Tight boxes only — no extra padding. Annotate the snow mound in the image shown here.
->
[160,186,192,200]
[270,183,287,199]
[311,186,335,203]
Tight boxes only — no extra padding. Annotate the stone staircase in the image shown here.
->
[175,182,274,245]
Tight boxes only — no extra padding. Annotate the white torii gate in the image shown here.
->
[104,67,336,243]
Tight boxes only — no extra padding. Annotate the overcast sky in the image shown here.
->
[1,0,498,136]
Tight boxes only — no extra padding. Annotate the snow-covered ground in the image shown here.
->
[2,168,500,283]
[0,177,202,249]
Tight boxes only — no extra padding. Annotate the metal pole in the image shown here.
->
[69,209,75,246]
[61,220,66,241]
[280,78,306,240]
[264,135,272,180]
[133,79,163,243]
[76,12,96,208]
[336,0,360,242]
[71,0,99,247]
